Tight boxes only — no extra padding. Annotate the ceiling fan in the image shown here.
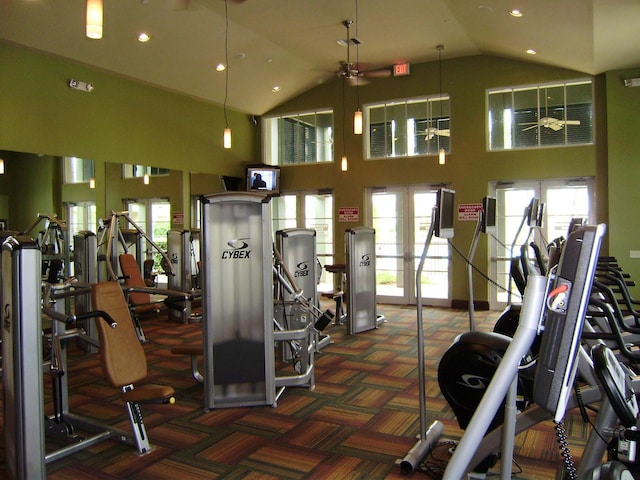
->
[422,127,450,140]
[336,20,391,85]
[520,116,581,132]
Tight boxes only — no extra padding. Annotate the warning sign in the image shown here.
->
[457,203,482,221]
[172,212,184,225]
[339,206,359,222]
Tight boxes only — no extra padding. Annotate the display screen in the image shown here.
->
[526,198,540,227]
[481,196,496,234]
[246,166,280,194]
[435,188,455,239]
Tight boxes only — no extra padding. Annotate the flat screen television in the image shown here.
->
[532,223,606,422]
[526,197,540,227]
[246,165,280,194]
[434,188,455,239]
[481,196,496,234]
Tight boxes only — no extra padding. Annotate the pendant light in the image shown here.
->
[437,44,445,165]
[86,0,103,40]
[89,159,96,188]
[341,77,348,171]
[352,0,363,135]
[222,0,232,148]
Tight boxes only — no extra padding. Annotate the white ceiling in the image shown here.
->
[1,0,639,115]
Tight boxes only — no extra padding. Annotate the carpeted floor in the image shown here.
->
[0,303,594,479]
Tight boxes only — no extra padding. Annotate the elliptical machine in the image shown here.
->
[437,198,546,472]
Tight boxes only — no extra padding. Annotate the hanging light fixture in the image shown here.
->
[437,44,446,165]
[352,0,363,135]
[341,77,348,172]
[0,158,4,175]
[86,0,103,40]
[353,109,363,135]
[89,159,96,188]
[222,0,232,149]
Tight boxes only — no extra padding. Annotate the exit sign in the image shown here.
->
[393,62,410,76]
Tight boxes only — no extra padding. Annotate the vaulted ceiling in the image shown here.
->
[1,0,639,115]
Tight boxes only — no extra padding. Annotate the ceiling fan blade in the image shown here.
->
[437,129,451,137]
[347,75,369,86]
[521,125,539,132]
[564,120,581,126]
[361,68,392,78]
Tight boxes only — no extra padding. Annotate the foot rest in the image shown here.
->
[123,384,176,404]
[170,343,202,356]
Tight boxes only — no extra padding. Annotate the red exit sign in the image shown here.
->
[393,62,410,76]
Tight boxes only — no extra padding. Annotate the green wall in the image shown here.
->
[267,55,608,305]
[606,67,640,290]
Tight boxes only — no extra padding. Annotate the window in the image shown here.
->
[63,157,95,184]
[122,164,170,179]
[126,199,171,285]
[66,202,97,236]
[488,79,593,151]
[365,96,450,159]
[263,110,333,165]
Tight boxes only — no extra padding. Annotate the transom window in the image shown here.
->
[487,79,593,151]
[63,156,95,184]
[263,110,334,165]
[122,164,170,179]
[365,96,450,159]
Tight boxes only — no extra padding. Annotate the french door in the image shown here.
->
[367,186,451,306]
[490,178,594,310]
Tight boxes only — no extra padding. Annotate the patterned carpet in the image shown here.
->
[0,304,594,479]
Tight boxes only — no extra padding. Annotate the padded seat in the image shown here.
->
[91,280,175,454]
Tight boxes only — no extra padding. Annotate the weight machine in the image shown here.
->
[275,228,332,356]
[198,192,321,410]
[166,228,202,323]
[2,235,169,480]
[97,210,174,282]
[96,210,193,341]
[344,226,385,334]
[22,212,71,283]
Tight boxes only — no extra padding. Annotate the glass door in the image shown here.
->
[490,178,594,310]
[126,199,171,286]
[368,186,451,306]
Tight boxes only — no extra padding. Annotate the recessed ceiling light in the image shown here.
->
[138,32,151,42]
[216,64,226,72]
[272,86,281,93]
[509,9,523,17]
[526,49,536,55]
